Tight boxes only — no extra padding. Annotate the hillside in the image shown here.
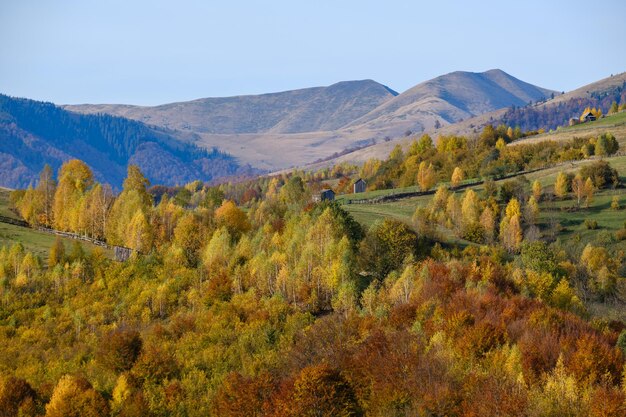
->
[65,80,398,135]
[304,73,625,170]
[0,94,251,189]
[509,111,626,149]
[344,69,556,135]
[65,70,554,171]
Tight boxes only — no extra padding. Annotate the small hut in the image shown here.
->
[114,246,133,262]
[581,111,596,122]
[313,189,335,202]
[353,178,367,193]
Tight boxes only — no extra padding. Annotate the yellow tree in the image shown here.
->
[36,164,56,226]
[505,198,521,218]
[446,194,462,235]
[451,167,464,188]
[52,160,94,232]
[506,126,514,140]
[500,214,522,252]
[106,166,152,245]
[480,206,496,243]
[215,200,250,238]
[78,183,112,239]
[416,161,436,191]
[526,196,540,224]
[45,375,109,417]
[571,174,585,206]
[125,209,153,253]
[532,180,543,202]
[461,189,481,230]
[583,178,594,208]
[554,172,569,199]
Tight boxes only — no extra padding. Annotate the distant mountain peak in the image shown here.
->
[65,80,397,135]
[52,70,556,173]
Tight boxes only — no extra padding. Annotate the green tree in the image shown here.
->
[521,241,558,275]
[415,134,433,154]
[359,219,418,279]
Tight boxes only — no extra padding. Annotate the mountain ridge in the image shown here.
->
[64,69,555,172]
[65,80,398,135]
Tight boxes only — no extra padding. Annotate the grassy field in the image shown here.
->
[0,187,20,219]
[0,189,111,260]
[511,111,626,148]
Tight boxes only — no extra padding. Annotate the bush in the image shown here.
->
[615,229,626,241]
[610,196,620,210]
[463,223,485,243]
[579,161,619,189]
[584,219,598,230]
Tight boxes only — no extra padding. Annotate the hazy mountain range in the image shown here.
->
[0,95,252,189]
[1,69,564,187]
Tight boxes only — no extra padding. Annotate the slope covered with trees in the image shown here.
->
[2,117,626,415]
[0,94,251,189]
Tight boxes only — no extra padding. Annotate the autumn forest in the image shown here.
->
[0,105,625,417]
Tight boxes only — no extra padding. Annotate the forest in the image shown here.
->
[500,84,626,132]
[1,120,626,416]
[0,94,248,189]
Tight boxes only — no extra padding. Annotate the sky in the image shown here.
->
[1,0,625,105]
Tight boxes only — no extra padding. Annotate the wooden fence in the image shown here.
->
[343,164,562,205]
[0,215,133,261]
[0,215,30,228]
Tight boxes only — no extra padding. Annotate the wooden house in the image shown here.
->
[313,189,335,202]
[581,111,596,122]
[353,178,366,193]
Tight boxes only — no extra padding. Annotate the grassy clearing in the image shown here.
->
[519,155,626,187]
[0,187,19,219]
[0,189,111,260]
[538,191,626,253]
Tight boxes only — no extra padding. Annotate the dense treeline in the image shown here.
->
[501,86,626,132]
[0,94,247,188]
[355,125,619,192]
[2,136,626,415]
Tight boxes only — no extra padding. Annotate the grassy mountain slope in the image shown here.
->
[344,69,556,134]
[64,80,398,135]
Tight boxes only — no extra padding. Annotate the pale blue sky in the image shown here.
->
[1,0,624,105]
